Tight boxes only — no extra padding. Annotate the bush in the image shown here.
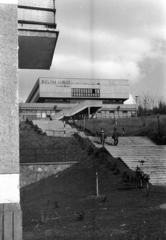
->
[110,162,117,171]
[34,125,39,131]
[87,146,94,155]
[113,169,120,175]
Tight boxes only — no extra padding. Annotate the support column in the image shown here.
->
[0,1,22,239]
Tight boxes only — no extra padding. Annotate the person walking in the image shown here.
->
[112,128,119,146]
[101,128,105,147]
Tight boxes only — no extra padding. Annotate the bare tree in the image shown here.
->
[138,93,154,126]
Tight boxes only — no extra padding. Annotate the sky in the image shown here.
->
[19,0,166,103]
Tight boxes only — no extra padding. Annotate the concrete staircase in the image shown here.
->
[51,100,102,120]
[32,120,77,137]
[90,136,166,186]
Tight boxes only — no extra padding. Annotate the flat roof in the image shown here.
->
[26,77,129,103]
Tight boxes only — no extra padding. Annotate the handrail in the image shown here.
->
[52,100,102,120]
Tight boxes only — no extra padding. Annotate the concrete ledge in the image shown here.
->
[20,161,77,165]
[18,29,59,69]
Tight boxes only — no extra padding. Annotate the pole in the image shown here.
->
[88,107,90,119]
[65,147,66,162]
[35,148,36,163]
[157,115,160,135]
[96,172,99,196]
[135,96,138,117]
[64,116,66,137]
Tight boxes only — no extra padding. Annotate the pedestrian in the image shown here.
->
[112,128,119,146]
[101,128,105,147]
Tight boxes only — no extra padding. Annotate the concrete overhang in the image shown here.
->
[18,28,59,69]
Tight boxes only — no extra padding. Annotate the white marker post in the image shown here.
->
[64,118,66,137]
[96,172,99,196]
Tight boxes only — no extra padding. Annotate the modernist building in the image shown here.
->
[19,77,136,120]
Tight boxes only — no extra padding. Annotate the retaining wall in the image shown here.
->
[20,162,74,187]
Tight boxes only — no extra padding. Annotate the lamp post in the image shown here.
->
[157,114,160,136]
[135,96,139,117]
[117,106,120,118]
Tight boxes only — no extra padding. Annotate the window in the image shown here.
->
[71,88,100,97]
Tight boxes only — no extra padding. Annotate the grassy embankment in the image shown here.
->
[20,121,166,240]
[20,122,87,163]
[75,116,166,144]
[21,152,166,240]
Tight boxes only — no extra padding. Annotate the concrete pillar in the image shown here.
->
[0,1,22,239]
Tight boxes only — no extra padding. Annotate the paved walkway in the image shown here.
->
[89,136,166,186]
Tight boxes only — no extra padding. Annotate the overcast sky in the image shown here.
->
[19,0,166,103]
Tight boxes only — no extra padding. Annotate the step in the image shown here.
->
[90,136,166,186]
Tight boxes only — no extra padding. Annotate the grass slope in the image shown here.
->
[21,153,166,240]
[77,116,166,137]
[20,122,86,163]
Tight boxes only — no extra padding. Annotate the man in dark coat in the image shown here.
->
[112,128,119,146]
[101,128,105,147]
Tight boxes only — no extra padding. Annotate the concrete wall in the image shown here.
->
[0,2,20,203]
[0,2,22,239]
[20,163,73,187]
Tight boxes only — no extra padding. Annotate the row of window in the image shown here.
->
[44,99,70,103]
[20,110,55,115]
[71,88,100,97]
[98,110,128,113]
[103,100,123,104]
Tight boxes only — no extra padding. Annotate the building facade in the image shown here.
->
[19,77,136,121]
[26,77,129,103]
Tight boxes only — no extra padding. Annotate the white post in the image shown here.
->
[64,119,66,137]
[88,107,90,119]
[115,114,117,125]
[96,172,99,196]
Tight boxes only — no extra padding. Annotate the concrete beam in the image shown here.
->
[18,29,59,69]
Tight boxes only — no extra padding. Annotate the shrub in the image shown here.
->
[113,169,120,175]
[110,162,117,171]
[87,146,94,155]
[34,125,39,131]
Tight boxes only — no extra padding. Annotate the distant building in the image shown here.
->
[20,77,136,121]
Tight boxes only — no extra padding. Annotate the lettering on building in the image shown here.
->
[41,79,70,87]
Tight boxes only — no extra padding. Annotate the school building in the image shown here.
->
[19,77,136,121]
